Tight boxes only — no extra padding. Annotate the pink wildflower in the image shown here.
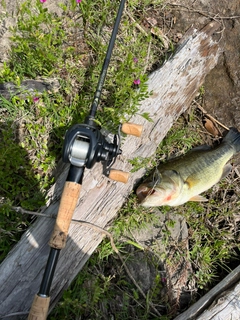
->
[33,97,39,103]
[76,0,82,3]
[133,57,138,63]
[133,79,140,85]
[161,277,167,283]
[40,0,46,2]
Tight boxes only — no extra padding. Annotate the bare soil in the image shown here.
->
[168,0,240,130]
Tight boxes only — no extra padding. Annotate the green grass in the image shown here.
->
[0,0,239,319]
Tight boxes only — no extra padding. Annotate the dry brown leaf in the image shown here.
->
[203,116,221,137]
[145,17,158,26]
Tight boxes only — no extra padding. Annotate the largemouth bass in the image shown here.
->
[136,127,240,207]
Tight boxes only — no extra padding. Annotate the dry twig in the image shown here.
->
[194,100,229,131]
[125,10,148,37]
[168,3,240,20]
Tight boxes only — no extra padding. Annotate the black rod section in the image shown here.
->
[39,249,60,296]
[67,165,84,183]
[89,0,126,119]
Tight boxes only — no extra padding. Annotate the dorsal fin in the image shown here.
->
[189,144,212,152]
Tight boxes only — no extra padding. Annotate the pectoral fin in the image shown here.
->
[185,175,200,189]
[189,195,208,202]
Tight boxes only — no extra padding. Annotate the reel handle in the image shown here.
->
[108,169,130,183]
[107,123,143,183]
[121,122,143,137]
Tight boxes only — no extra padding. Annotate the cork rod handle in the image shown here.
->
[28,295,50,320]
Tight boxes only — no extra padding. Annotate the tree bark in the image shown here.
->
[0,21,221,319]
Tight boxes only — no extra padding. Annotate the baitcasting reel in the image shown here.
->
[62,116,142,183]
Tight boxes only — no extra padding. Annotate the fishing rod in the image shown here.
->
[28,0,142,319]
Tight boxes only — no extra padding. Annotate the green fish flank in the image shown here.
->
[136,127,240,207]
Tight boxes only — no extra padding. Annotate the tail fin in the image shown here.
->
[223,127,240,153]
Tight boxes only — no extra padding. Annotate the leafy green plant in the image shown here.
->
[184,199,239,290]
[8,0,67,79]
[0,120,45,262]
[50,239,167,320]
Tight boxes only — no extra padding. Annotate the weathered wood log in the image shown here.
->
[197,282,240,320]
[0,21,221,319]
[174,265,240,320]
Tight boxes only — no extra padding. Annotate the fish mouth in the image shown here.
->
[136,185,156,202]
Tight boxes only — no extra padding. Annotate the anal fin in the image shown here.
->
[221,163,232,180]
[189,195,208,202]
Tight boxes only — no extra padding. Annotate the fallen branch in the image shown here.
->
[168,3,240,20]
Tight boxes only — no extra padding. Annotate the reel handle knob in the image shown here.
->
[121,123,143,137]
[108,169,130,183]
